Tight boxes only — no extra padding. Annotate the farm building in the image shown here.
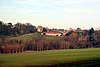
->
[41,31,63,36]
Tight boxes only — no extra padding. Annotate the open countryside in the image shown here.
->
[0,23,100,67]
[0,48,100,67]
[0,0,100,67]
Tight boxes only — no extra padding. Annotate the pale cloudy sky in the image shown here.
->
[0,0,100,29]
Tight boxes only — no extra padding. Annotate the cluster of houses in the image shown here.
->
[37,26,65,36]
[37,26,87,36]
[37,26,88,36]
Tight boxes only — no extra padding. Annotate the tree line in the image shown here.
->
[0,21,100,54]
[0,21,37,36]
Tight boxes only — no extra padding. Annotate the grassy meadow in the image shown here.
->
[0,48,100,67]
[6,33,55,42]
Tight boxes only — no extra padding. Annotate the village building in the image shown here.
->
[37,26,43,33]
[41,31,63,36]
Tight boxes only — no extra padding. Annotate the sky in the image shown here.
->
[0,0,100,29]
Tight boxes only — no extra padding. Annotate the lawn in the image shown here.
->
[0,48,100,67]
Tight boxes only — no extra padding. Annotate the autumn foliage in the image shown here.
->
[0,21,100,54]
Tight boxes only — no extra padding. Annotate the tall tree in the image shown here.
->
[0,21,4,35]
[88,27,94,41]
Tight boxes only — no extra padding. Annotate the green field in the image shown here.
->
[0,48,100,67]
[7,33,55,42]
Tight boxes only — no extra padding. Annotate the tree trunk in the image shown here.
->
[46,46,48,50]
[37,46,38,51]
[21,48,24,52]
